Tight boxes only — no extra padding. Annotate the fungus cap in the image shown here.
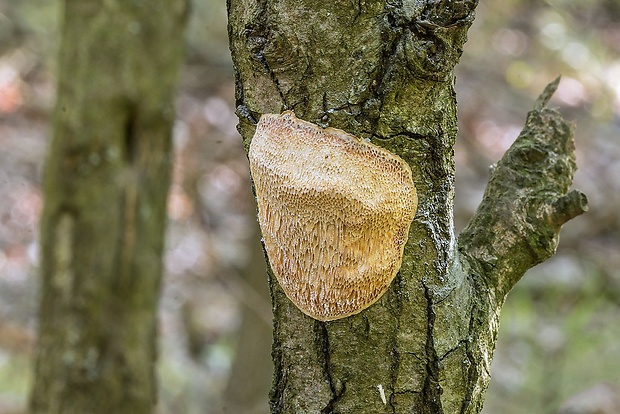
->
[249,111,417,321]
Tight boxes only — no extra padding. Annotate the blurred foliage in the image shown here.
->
[0,0,618,413]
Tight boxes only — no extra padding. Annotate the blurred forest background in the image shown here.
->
[0,0,618,413]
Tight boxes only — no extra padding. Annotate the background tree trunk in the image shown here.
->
[228,0,587,413]
[29,1,187,413]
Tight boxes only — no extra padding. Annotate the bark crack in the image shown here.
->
[388,273,405,413]
[315,321,344,414]
[459,286,481,414]
[268,302,284,414]
[422,284,443,414]
[243,2,288,109]
[252,43,287,107]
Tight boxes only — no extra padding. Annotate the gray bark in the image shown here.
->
[227,0,587,412]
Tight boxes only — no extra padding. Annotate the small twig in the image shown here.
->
[534,76,561,111]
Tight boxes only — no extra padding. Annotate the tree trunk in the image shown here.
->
[227,0,587,413]
[29,1,187,413]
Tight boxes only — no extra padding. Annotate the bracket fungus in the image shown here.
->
[249,111,417,321]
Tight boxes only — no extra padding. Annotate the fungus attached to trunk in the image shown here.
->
[249,111,417,321]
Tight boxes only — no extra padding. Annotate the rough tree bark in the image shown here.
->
[29,1,187,413]
[227,0,587,413]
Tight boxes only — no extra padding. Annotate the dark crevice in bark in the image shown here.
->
[438,339,467,361]
[266,67,287,108]
[235,104,259,125]
[422,284,443,414]
[459,287,481,414]
[318,92,329,127]
[374,130,429,143]
[388,347,399,413]
[232,71,245,114]
[268,353,285,414]
[457,260,497,414]
[251,39,287,107]
[241,1,287,109]
[227,0,244,111]
[268,369,285,413]
[366,26,402,138]
[316,321,343,414]
[352,0,363,24]
[320,383,345,414]
[433,286,457,306]
[388,273,405,412]
[268,278,284,414]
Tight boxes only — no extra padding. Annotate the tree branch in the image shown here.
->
[458,78,588,300]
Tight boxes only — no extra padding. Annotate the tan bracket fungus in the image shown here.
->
[249,111,417,321]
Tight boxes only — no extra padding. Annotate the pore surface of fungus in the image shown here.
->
[249,111,417,321]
